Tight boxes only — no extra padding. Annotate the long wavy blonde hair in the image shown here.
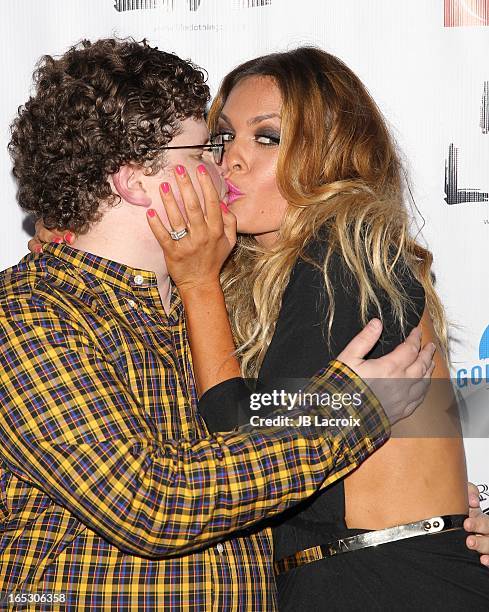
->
[208,47,447,378]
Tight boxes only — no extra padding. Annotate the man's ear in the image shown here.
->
[112,164,152,207]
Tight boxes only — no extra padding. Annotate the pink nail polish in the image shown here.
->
[220,202,229,214]
[53,236,63,244]
[147,208,156,218]
[64,231,74,244]
[34,244,42,254]
[197,164,207,174]
[175,165,186,176]
[160,182,170,194]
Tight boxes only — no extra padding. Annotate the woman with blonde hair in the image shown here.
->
[149,46,489,609]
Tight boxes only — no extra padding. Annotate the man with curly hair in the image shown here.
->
[0,38,441,609]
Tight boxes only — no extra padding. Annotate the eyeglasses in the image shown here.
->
[160,134,226,166]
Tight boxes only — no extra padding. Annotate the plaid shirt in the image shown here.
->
[0,244,389,611]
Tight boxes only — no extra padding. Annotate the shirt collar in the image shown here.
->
[42,243,160,292]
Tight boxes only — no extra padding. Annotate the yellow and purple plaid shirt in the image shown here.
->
[0,244,389,610]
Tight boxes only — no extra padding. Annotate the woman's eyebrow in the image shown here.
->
[218,112,281,127]
[247,113,280,126]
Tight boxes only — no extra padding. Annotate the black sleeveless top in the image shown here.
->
[199,235,425,560]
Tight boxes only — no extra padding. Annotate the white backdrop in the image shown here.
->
[0,0,488,511]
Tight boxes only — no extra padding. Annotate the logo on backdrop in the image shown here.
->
[478,484,489,514]
[115,0,157,9]
[444,82,489,210]
[456,325,489,389]
[444,0,489,27]
[114,0,271,11]
[481,81,489,134]
[444,143,489,204]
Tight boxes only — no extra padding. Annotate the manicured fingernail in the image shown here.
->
[175,165,186,176]
[34,244,42,253]
[64,232,74,244]
[467,536,475,547]
[147,208,156,218]
[220,201,229,213]
[368,319,381,330]
[160,182,170,194]
[197,164,207,174]
[53,236,63,244]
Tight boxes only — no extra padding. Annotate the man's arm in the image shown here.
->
[465,482,489,567]
[0,310,389,559]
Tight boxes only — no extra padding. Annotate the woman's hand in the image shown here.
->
[27,219,74,253]
[147,163,239,395]
[146,163,237,293]
[465,482,489,567]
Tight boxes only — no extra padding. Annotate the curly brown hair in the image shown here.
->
[9,38,210,232]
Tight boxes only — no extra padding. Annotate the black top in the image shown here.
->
[199,235,425,560]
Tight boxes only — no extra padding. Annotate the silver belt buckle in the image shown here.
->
[329,516,445,556]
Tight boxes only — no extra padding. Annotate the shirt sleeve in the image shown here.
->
[198,377,253,431]
[0,306,389,559]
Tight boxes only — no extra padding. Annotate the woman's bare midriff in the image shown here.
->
[345,310,468,530]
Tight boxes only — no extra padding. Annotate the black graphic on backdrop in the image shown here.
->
[114,0,271,11]
[444,144,489,204]
[115,0,157,10]
[482,81,489,134]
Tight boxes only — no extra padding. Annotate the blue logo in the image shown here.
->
[480,325,489,360]
[456,325,489,388]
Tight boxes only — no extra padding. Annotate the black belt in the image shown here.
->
[274,514,467,575]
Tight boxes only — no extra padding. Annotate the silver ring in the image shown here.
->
[170,228,188,241]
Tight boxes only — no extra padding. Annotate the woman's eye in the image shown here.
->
[220,132,234,143]
[255,134,280,146]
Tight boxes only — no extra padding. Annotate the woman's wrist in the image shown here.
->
[178,279,223,303]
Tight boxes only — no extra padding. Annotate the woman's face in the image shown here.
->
[217,76,288,247]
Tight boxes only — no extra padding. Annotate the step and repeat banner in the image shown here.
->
[0,0,487,511]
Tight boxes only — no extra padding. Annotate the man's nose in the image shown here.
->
[220,144,244,177]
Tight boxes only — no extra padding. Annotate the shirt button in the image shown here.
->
[133,274,144,286]
[216,543,224,554]
[127,299,137,308]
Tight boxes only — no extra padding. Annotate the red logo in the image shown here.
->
[445,0,489,26]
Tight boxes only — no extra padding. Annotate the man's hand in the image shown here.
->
[337,319,435,426]
[465,482,489,567]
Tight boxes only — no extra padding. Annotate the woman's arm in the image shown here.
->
[149,166,240,397]
[178,281,240,396]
